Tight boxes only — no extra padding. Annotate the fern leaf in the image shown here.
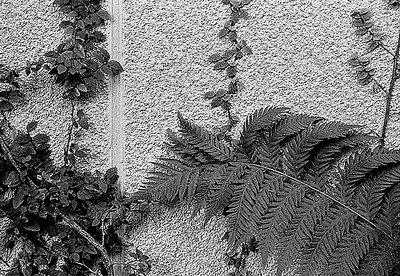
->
[139,158,201,202]
[226,165,265,251]
[338,148,400,203]
[276,194,330,275]
[326,224,379,276]
[284,122,359,178]
[165,128,213,165]
[308,134,374,187]
[240,106,288,161]
[204,163,246,225]
[269,114,324,147]
[374,182,400,237]
[191,164,224,218]
[354,239,399,276]
[258,179,307,266]
[297,206,356,275]
[177,112,235,161]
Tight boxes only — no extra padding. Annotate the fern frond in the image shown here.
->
[354,239,399,276]
[269,114,324,147]
[308,134,374,187]
[137,158,201,202]
[338,148,400,203]
[177,111,235,162]
[258,178,307,266]
[191,164,224,218]
[226,165,265,251]
[297,206,356,275]
[276,194,330,275]
[240,106,288,161]
[374,182,400,237]
[326,224,380,276]
[165,128,214,165]
[284,122,359,178]
[203,163,246,225]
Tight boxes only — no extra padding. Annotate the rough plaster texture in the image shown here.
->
[123,0,400,275]
[3,0,400,275]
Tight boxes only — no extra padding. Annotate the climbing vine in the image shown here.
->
[206,0,253,143]
[0,1,149,276]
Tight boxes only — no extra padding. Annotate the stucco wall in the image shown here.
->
[2,0,400,275]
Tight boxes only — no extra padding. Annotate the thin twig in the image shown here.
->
[380,29,400,147]
[372,78,388,95]
[64,100,75,166]
[380,43,395,58]
[248,163,400,247]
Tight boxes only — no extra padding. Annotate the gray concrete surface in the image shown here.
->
[2,0,400,275]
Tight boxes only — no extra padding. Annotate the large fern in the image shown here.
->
[132,106,400,276]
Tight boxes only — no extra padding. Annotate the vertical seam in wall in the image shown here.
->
[108,0,125,275]
[109,0,125,192]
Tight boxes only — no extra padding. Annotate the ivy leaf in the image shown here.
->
[74,150,87,158]
[216,89,228,98]
[107,60,124,75]
[26,121,38,133]
[101,64,113,76]
[13,186,26,209]
[77,83,88,93]
[204,91,216,99]
[44,51,58,58]
[226,66,237,78]
[105,167,118,183]
[222,50,235,60]
[32,134,49,145]
[57,64,67,74]
[98,47,111,62]
[78,117,89,130]
[230,0,240,7]
[211,97,223,108]
[214,61,229,70]
[70,253,80,262]
[59,20,73,29]
[208,54,222,63]
[242,46,253,55]
[242,0,252,4]
[218,28,230,39]
[5,171,20,187]
[23,222,40,232]
[355,27,369,36]
[77,109,85,119]
[97,10,111,20]
[0,99,14,112]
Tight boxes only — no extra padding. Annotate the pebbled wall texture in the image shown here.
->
[2,0,400,275]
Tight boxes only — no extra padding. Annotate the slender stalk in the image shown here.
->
[380,29,400,147]
[64,99,76,166]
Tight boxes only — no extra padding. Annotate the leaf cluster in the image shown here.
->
[26,0,123,99]
[0,64,23,113]
[205,0,253,141]
[134,106,400,276]
[0,119,129,276]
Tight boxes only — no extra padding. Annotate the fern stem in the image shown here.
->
[380,28,400,147]
[249,163,400,247]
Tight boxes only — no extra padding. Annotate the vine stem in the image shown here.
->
[249,163,400,247]
[0,135,114,276]
[64,99,75,166]
[380,28,400,147]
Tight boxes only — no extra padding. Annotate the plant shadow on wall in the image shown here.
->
[125,1,400,276]
[0,0,150,276]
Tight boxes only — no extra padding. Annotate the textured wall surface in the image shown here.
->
[123,0,400,275]
[3,0,400,275]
